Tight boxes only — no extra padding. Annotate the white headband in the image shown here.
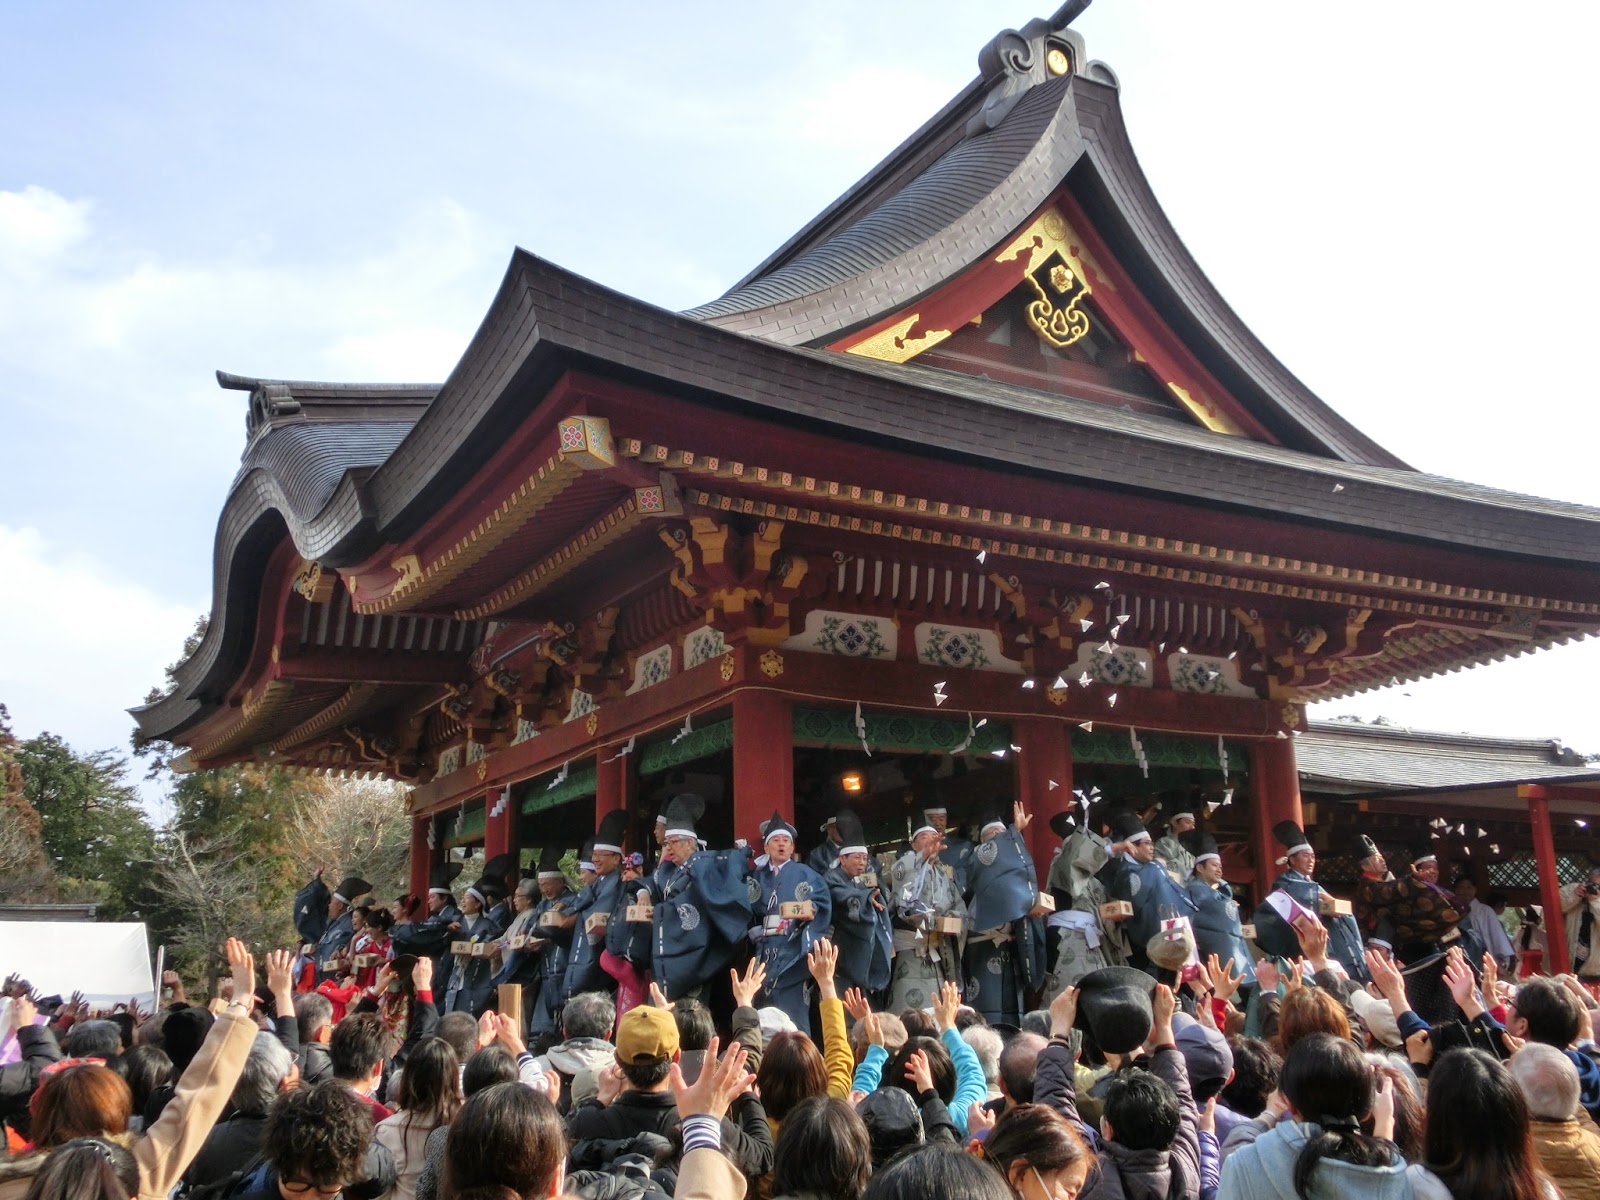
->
[578,860,595,872]
[911,824,937,840]
[981,821,1006,837]
[1194,852,1221,866]
[665,827,696,840]
[1286,841,1312,857]
[764,828,795,845]
[1127,830,1153,845]
[839,845,868,857]
[465,886,486,905]
[428,886,452,897]
[1169,812,1195,824]
[536,870,564,880]
[593,841,622,855]
[332,892,350,904]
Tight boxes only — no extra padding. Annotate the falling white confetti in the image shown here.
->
[1477,827,1487,838]
[1227,651,1237,660]
[1078,672,1093,686]
[1094,581,1111,590]
[976,550,987,564]
[1053,676,1069,690]
[1275,730,1288,739]
[1578,819,1590,829]
[1011,743,1022,753]
[1490,843,1500,854]
[933,692,949,706]
[1080,618,1095,632]
[934,681,947,693]
[1048,780,1060,790]
[1114,614,1131,626]
[992,749,1008,759]
[1178,646,1189,654]
[1332,483,1345,493]
[1022,679,1036,689]
[1206,800,1221,814]
[1079,722,1095,732]
[1107,693,1119,708]
[1221,788,1235,807]
[977,718,989,728]
[1463,846,1472,856]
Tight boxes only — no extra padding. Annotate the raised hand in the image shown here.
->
[266,950,295,997]
[670,1037,754,1122]
[649,981,675,1011]
[1049,983,1079,1039]
[412,955,433,991]
[1443,950,1483,1018]
[492,1011,526,1057]
[1254,958,1281,993]
[806,938,839,1000]
[730,958,766,1009]
[224,938,257,1009]
[1405,1028,1433,1067]
[1365,948,1407,1008]
[1151,982,1176,1045]
[1292,915,1330,968]
[1208,955,1245,1004]
[477,1009,496,1048]
[905,1048,934,1094]
[842,987,871,1023]
[933,980,961,1032]
[967,1101,996,1136]
[1013,801,1032,833]
[596,1062,625,1106]
[12,994,36,1028]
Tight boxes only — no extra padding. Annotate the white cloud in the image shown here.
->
[0,524,198,762]
[0,186,92,274]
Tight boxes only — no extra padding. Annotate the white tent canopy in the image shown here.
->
[0,921,154,1008]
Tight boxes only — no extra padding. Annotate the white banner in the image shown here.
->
[0,921,154,1008]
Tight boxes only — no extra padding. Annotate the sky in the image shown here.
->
[2,1,1598,807]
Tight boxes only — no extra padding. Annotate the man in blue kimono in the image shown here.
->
[444,872,505,1015]
[647,794,754,1004]
[888,807,967,1012]
[824,807,892,1001]
[752,810,833,1037]
[1108,810,1195,975]
[1182,830,1255,989]
[962,801,1047,1027]
[1252,819,1368,981]
[562,811,628,1000]
[393,861,464,995]
[807,813,844,875]
[294,872,371,985]
[483,852,523,929]
[925,805,972,896]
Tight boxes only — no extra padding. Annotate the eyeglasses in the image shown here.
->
[279,1179,345,1197]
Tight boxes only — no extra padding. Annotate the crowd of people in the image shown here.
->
[6,793,1600,1200]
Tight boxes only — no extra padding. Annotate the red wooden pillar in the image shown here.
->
[1522,785,1569,974]
[1249,738,1304,897]
[733,691,793,846]
[408,814,433,904]
[483,787,514,862]
[1014,717,1073,870]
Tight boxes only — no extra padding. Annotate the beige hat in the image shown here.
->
[1349,988,1403,1049]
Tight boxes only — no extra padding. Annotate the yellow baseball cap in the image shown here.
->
[614,1005,679,1064]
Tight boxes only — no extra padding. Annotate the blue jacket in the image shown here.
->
[1218,1118,1413,1200]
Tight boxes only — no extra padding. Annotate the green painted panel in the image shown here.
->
[519,767,599,816]
[792,706,1013,755]
[638,719,736,775]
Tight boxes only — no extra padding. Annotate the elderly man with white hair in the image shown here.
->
[1509,1042,1600,1199]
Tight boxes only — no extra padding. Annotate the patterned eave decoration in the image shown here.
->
[186,679,299,762]
[652,465,1600,621]
[267,684,380,754]
[346,416,626,616]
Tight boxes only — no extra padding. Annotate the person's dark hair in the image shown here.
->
[436,1012,480,1064]
[758,1032,829,1122]
[856,1089,924,1169]
[1279,1033,1398,1199]
[1103,1068,1179,1151]
[263,1080,373,1190]
[32,1065,133,1148]
[120,1046,172,1118]
[366,908,395,935]
[329,1013,388,1081]
[1219,1037,1281,1118]
[1513,977,1582,1048]
[1277,988,1351,1055]
[898,1009,937,1039]
[22,1138,138,1200]
[462,1046,518,1096]
[862,1143,1012,1200]
[293,993,334,1044]
[65,1020,122,1060]
[953,1007,985,1032]
[1486,892,1507,910]
[232,1031,294,1117]
[884,1037,955,1104]
[673,999,714,1052]
[393,1039,463,1171]
[441,1082,566,1200]
[999,1033,1046,1104]
[562,992,616,1042]
[158,1007,213,1074]
[618,1058,672,1089]
[981,1103,1090,1188]
[772,1097,872,1200]
[1020,1010,1052,1039]
[1423,1048,1547,1200]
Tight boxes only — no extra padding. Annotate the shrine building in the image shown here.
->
[132,8,1600,955]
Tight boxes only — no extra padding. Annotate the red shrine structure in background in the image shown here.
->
[134,9,1600,963]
